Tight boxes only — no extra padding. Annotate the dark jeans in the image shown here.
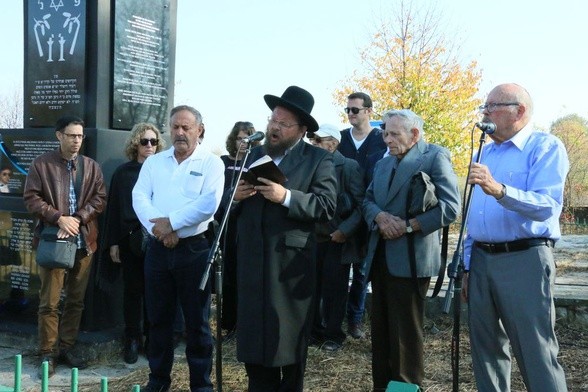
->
[144,237,213,391]
[119,237,148,340]
[312,241,348,344]
[346,261,368,326]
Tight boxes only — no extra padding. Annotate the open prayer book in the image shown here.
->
[242,155,287,186]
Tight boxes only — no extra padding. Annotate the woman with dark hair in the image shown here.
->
[104,123,165,364]
[216,121,259,337]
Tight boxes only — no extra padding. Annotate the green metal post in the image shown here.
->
[14,355,22,392]
[71,368,79,392]
[132,385,140,392]
[101,377,108,392]
[41,361,48,392]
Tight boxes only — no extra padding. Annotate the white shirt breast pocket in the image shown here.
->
[180,164,205,199]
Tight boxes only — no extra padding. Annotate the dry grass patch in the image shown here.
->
[89,314,588,391]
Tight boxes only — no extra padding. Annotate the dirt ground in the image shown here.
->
[2,236,587,391]
[95,315,587,392]
[99,238,588,392]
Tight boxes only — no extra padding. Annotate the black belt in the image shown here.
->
[474,238,554,254]
[176,232,207,246]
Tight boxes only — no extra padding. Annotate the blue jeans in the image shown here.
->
[346,261,367,325]
[144,237,213,391]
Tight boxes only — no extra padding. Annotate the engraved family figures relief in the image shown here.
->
[33,0,82,62]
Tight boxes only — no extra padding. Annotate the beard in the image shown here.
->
[263,132,300,158]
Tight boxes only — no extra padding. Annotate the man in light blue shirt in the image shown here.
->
[462,83,569,391]
[133,105,224,392]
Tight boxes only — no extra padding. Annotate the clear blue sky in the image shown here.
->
[1,0,587,153]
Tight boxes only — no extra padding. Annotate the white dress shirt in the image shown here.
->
[132,145,225,239]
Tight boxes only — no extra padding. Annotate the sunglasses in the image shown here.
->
[344,107,368,115]
[139,138,159,146]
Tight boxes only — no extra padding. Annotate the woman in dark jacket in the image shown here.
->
[216,121,259,336]
[104,123,165,363]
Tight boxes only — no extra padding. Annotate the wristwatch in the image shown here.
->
[496,183,507,200]
[406,220,413,234]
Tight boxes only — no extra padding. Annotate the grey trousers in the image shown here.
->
[468,244,568,391]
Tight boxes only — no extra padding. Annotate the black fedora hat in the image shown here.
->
[264,86,319,133]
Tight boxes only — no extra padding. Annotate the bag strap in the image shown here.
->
[406,175,447,300]
[406,182,425,300]
[430,226,449,298]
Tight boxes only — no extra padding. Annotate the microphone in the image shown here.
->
[243,131,265,143]
[475,122,496,134]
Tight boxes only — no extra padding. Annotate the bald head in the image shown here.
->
[483,83,534,142]
[490,83,533,118]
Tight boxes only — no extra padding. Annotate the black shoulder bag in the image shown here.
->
[35,156,84,269]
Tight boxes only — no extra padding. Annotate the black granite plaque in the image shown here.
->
[112,0,172,130]
[0,130,60,195]
[0,210,38,320]
[24,0,87,128]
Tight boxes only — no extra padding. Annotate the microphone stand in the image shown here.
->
[199,141,253,392]
[442,125,492,392]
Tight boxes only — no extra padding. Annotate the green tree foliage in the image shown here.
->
[551,114,588,211]
[333,1,482,175]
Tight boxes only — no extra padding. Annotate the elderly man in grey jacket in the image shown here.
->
[362,109,461,390]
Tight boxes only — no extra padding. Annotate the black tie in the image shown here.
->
[388,168,396,190]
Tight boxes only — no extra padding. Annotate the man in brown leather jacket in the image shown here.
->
[23,115,106,378]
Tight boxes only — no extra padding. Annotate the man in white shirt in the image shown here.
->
[132,105,225,392]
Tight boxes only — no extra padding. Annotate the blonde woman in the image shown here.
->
[104,123,165,363]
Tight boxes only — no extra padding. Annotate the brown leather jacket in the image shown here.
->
[23,149,107,254]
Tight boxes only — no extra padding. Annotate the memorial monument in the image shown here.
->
[0,0,177,330]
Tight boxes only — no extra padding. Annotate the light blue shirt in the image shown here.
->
[464,125,569,270]
[132,145,225,239]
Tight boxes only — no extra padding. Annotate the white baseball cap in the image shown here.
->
[314,123,341,142]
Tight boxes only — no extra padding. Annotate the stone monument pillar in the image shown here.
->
[0,0,177,331]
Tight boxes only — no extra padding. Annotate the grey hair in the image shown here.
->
[169,105,203,124]
[381,109,425,138]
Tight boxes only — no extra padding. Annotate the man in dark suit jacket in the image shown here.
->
[234,86,337,392]
[362,109,461,389]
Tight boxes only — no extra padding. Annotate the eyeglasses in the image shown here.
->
[267,117,300,130]
[62,133,86,140]
[139,138,159,146]
[1,172,10,177]
[478,102,519,113]
[344,107,368,115]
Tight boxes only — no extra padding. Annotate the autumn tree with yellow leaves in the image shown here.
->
[551,114,588,213]
[334,1,483,175]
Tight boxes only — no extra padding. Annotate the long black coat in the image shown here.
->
[235,140,337,366]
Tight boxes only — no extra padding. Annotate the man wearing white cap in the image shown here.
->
[310,124,365,352]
